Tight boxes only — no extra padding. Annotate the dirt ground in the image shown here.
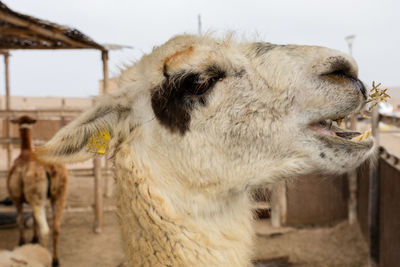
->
[0,175,369,267]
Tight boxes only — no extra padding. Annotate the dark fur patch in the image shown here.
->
[253,42,277,56]
[151,65,226,134]
[319,152,326,158]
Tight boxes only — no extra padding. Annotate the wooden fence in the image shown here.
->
[358,148,400,267]
[269,111,400,267]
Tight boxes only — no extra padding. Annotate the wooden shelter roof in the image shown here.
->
[0,1,105,50]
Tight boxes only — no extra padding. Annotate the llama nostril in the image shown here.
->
[327,69,354,79]
[320,56,367,98]
[321,56,358,80]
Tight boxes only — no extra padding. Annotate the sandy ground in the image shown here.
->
[253,220,368,267]
[0,211,368,267]
[0,212,367,267]
[0,176,369,267]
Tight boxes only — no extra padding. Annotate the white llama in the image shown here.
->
[37,34,376,266]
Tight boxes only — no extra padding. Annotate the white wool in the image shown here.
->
[0,244,52,267]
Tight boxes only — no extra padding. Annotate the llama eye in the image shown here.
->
[181,73,213,96]
[191,78,212,96]
[151,66,226,135]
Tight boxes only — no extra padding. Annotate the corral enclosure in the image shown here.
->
[0,1,400,267]
[1,96,399,266]
[0,96,92,170]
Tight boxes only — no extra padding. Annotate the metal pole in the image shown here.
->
[368,106,380,267]
[198,14,202,35]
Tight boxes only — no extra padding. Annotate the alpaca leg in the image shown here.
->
[31,216,39,243]
[32,205,50,248]
[51,197,66,267]
[15,200,26,246]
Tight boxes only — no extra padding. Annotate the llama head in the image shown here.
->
[11,115,37,129]
[37,34,376,189]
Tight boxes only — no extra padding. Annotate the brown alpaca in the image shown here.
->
[7,116,68,267]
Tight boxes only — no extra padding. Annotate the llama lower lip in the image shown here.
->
[310,123,373,146]
[310,124,336,136]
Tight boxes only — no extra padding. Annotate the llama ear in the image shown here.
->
[36,97,131,163]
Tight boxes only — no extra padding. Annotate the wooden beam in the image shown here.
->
[0,10,101,49]
[0,45,94,50]
[380,114,400,128]
[0,168,112,179]
[0,109,82,119]
[0,137,46,145]
[2,32,55,47]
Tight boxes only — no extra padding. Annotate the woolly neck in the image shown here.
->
[19,127,33,152]
[113,154,255,267]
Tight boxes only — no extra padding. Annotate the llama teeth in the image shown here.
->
[334,117,345,127]
[351,130,371,142]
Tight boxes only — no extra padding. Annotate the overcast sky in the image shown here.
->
[1,0,399,97]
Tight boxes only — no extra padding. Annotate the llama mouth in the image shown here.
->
[310,119,372,144]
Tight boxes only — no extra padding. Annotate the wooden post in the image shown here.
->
[93,156,103,234]
[271,182,287,227]
[92,50,109,233]
[60,98,66,127]
[102,50,113,198]
[4,52,11,169]
[368,107,380,267]
[348,114,358,224]
[91,94,103,233]
[101,50,109,94]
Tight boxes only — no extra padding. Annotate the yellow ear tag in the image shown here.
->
[86,129,111,154]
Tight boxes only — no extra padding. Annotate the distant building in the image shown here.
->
[0,95,92,110]
[387,87,400,111]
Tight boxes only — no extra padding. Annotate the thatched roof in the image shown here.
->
[0,1,105,50]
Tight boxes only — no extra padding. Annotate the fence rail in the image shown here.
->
[380,114,400,128]
[0,137,46,145]
[0,109,83,119]
[0,168,112,179]
[360,111,400,267]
